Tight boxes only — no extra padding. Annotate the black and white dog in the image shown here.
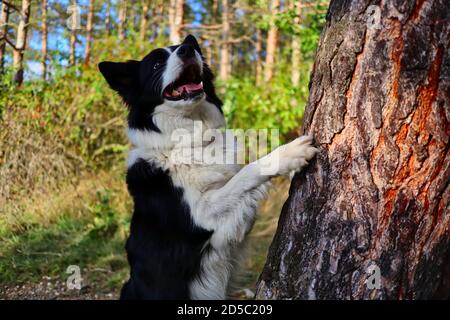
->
[99,35,317,300]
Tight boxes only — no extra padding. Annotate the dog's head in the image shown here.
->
[99,35,222,132]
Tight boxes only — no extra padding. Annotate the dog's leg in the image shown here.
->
[190,135,318,299]
[196,135,319,246]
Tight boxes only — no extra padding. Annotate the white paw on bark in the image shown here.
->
[258,135,319,176]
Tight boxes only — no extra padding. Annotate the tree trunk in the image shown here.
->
[118,0,128,40]
[169,0,176,43]
[40,0,48,79]
[129,1,139,32]
[69,30,76,66]
[105,0,111,36]
[0,1,10,74]
[68,1,79,67]
[174,0,184,43]
[256,0,450,300]
[213,0,219,15]
[264,0,280,83]
[255,28,262,85]
[169,0,184,44]
[151,0,164,41]
[206,38,213,67]
[84,0,95,66]
[13,0,31,85]
[291,0,302,87]
[219,0,231,81]
[139,0,150,42]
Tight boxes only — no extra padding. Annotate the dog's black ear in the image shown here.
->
[182,34,202,55]
[98,60,140,98]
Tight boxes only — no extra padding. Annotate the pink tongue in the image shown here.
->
[176,82,203,93]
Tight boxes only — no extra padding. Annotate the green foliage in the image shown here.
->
[222,61,313,140]
[222,75,306,138]
[299,4,328,56]
[88,191,122,239]
[0,48,128,180]
[0,187,129,292]
[225,1,327,139]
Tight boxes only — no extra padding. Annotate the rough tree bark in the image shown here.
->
[12,0,31,85]
[0,1,10,74]
[84,0,95,66]
[264,0,280,83]
[256,0,449,300]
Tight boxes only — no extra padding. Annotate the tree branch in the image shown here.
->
[1,1,19,13]
[182,23,223,30]
[0,36,19,51]
[215,36,253,45]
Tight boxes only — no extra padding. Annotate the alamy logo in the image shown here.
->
[366,264,381,290]
[170,121,281,175]
[66,265,82,290]
[66,4,81,31]
[366,5,382,30]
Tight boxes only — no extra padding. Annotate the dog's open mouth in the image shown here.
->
[163,64,204,101]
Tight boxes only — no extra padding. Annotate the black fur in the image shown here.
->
[120,160,212,299]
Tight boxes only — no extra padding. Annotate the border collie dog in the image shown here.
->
[99,35,317,300]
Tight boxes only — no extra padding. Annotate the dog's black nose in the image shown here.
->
[177,44,195,59]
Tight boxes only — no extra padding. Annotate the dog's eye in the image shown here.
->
[153,62,162,70]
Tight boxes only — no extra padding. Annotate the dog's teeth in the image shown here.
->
[172,90,179,96]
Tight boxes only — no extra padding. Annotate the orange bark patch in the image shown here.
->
[436,195,447,227]
[373,21,404,223]
[409,0,427,22]
[374,26,447,249]
[395,121,410,146]
[415,47,444,134]
[390,26,405,102]
[383,188,397,218]
[380,45,445,229]
[371,134,385,165]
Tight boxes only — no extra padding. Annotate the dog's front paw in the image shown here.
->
[257,135,319,176]
[275,135,319,175]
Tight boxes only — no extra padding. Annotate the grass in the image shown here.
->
[1,214,128,291]
[0,170,131,295]
[0,167,289,298]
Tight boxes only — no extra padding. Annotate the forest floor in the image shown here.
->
[0,170,289,300]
